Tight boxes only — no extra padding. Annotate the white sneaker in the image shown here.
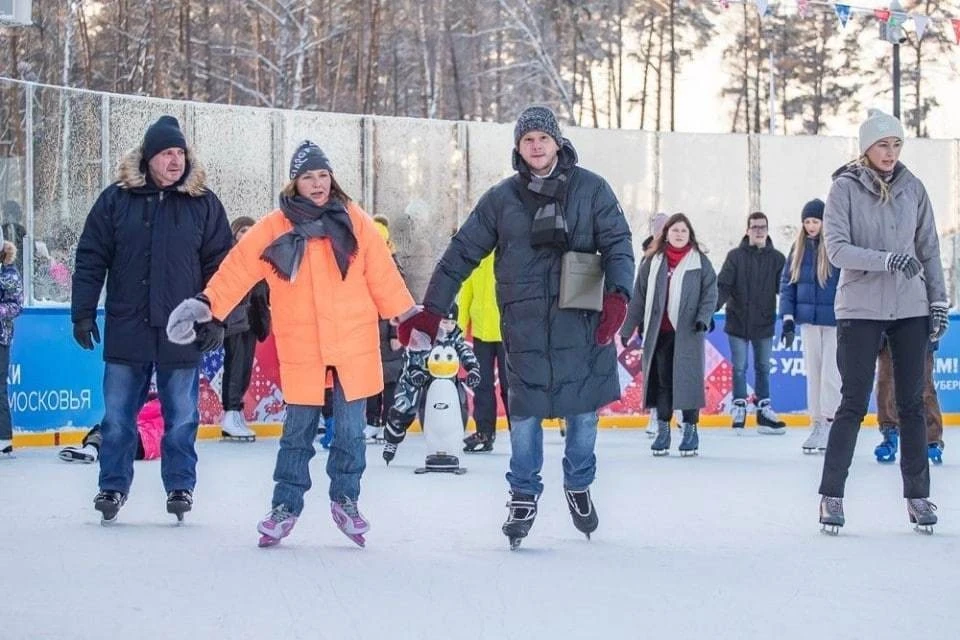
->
[221,410,256,441]
[645,408,659,437]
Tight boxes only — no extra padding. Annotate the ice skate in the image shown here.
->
[731,399,747,432]
[564,488,598,539]
[463,431,494,453]
[257,504,298,547]
[502,492,538,550]
[678,422,699,457]
[801,421,830,454]
[907,498,937,534]
[819,496,844,535]
[650,420,670,456]
[0,438,12,457]
[874,427,899,463]
[221,410,255,442]
[94,490,127,525]
[166,489,193,523]
[756,400,786,434]
[59,444,99,463]
[331,498,369,547]
[928,443,943,466]
[644,408,658,437]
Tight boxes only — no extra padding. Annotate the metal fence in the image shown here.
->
[2,76,959,304]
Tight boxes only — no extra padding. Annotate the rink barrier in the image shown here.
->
[10,415,959,449]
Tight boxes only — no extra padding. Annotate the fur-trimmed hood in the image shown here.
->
[115,146,208,197]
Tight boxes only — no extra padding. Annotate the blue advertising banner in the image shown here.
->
[8,308,960,432]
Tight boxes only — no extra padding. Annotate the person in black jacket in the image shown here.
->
[397,105,634,548]
[717,211,787,433]
[220,216,271,442]
[71,115,233,524]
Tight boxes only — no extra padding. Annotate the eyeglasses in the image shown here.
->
[749,225,768,231]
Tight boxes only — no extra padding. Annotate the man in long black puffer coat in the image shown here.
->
[397,106,635,548]
[71,115,233,524]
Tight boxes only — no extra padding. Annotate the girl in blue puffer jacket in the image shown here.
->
[779,198,840,454]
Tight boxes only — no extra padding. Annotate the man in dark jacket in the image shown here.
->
[71,115,233,524]
[717,211,787,433]
[397,106,634,548]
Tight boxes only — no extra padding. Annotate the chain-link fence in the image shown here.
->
[2,77,958,305]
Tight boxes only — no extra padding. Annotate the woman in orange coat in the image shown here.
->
[167,141,415,548]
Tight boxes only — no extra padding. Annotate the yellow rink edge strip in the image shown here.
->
[11,414,960,448]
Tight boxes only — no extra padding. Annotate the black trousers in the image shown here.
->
[222,331,257,411]
[0,344,11,439]
[648,331,699,424]
[366,382,397,426]
[472,339,509,436]
[819,316,930,499]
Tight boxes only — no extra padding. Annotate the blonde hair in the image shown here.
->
[847,155,892,204]
[789,225,831,288]
[1,241,17,266]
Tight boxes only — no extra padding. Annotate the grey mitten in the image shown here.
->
[930,302,949,341]
[885,253,922,279]
[167,297,213,345]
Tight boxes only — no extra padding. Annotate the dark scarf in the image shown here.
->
[513,140,578,250]
[261,194,357,282]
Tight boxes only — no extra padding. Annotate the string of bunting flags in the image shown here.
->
[709,0,960,44]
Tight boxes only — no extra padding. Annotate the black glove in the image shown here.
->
[465,369,481,389]
[886,253,922,279]
[930,303,949,341]
[409,368,429,387]
[694,321,709,333]
[73,318,101,350]
[781,318,796,347]
[195,320,225,352]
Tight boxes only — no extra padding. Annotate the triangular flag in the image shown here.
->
[874,8,891,22]
[834,4,851,29]
[797,0,809,17]
[953,18,960,45]
[756,0,769,18]
[889,11,907,27]
[913,15,929,40]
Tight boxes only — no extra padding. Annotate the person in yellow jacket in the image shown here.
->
[458,253,509,452]
[167,141,415,548]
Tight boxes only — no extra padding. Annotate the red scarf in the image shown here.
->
[659,243,693,333]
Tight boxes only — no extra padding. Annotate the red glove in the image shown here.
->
[397,308,443,346]
[595,292,628,346]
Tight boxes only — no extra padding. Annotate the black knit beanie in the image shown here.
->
[513,106,562,147]
[801,198,825,222]
[289,140,333,180]
[142,116,187,162]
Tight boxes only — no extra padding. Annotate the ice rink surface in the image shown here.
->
[3,427,957,640]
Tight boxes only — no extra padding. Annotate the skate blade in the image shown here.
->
[59,450,95,463]
[221,434,256,442]
[651,450,669,457]
[100,515,119,526]
[914,524,935,535]
[509,537,523,550]
[801,447,821,455]
[820,524,841,536]
[258,534,283,548]
[679,450,698,457]
[336,531,365,547]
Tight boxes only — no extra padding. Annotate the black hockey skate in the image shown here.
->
[565,488,598,539]
[502,492,538,550]
[94,490,127,525]
[382,421,405,465]
[166,490,193,523]
[907,498,937,534]
[819,496,844,535]
[462,431,494,453]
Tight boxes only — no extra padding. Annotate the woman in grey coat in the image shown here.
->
[621,213,718,457]
[817,109,947,535]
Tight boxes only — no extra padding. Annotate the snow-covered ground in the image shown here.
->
[3,428,957,640]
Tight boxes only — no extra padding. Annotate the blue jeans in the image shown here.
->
[507,412,598,496]
[272,374,366,516]
[728,336,772,401]
[99,363,200,494]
